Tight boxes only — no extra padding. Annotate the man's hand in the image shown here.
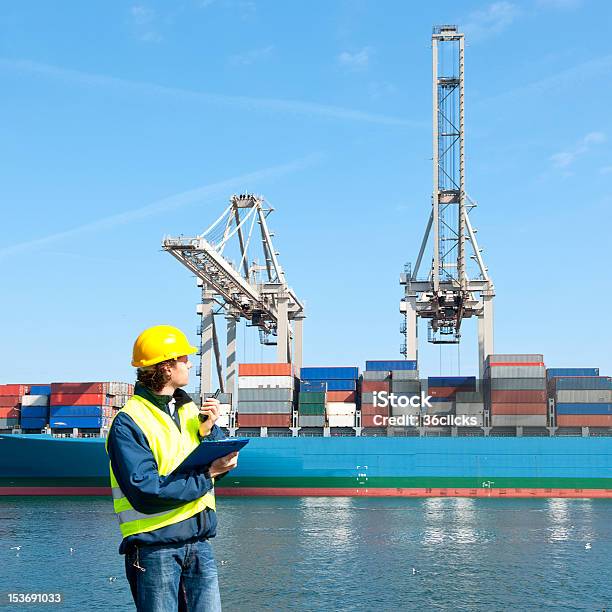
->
[198,398,220,437]
[208,451,239,478]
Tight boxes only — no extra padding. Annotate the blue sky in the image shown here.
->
[0,0,610,388]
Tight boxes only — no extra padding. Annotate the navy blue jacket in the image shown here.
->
[107,383,226,554]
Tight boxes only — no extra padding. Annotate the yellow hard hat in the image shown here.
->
[132,325,198,368]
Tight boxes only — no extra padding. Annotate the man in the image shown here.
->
[106,324,238,611]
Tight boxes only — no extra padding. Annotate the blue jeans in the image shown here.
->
[125,540,222,611]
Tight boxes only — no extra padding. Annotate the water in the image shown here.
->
[0,496,611,611]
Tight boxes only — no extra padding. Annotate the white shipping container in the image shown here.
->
[455,402,485,415]
[362,371,390,381]
[390,370,420,381]
[328,414,355,427]
[326,402,357,415]
[390,405,420,417]
[556,390,612,403]
[21,395,49,407]
[487,354,543,363]
[492,415,547,427]
[216,413,230,428]
[238,375,295,389]
[488,367,546,379]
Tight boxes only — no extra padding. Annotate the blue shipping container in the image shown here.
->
[20,417,47,429]
[428,376,476,387]
[300,367,358,380]
[302,379,356,391]
[50,417,109,429]
[546,368,599,380]
[29,385,52,395]
[299,381,327,392]
[50,406,107,418]
[556,403,612,415]
[554,377,611,391]
[21,406,49,419]
[366,361,417,371]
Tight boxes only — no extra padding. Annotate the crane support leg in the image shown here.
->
[478,292,494,378]
[276,296,290,363]
[226,316,237,403]
[293,317,304,373]
[197,289,215,398]
[405,297,418,361]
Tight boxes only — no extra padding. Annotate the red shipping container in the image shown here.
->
[0,407,20,418]
[238,363,294,377]
[0,385,27,397]
[490,390,547,403]
[361,415,389,427]
[428,387,458,399]
[0,396,20,407]
[51,382,108,394]
[359,404,390,416]
[51,393,108,406]
[237,413,292,427]
[490,403,548,415]
[326,391,356,402]
[361,381,390,393]
[557,415,612,427]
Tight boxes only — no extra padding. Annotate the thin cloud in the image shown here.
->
[228,45,274,67]
[600,165,612,175]
[337,47,372,71]
[537,0,582,8]
[550,131,606,169]
[0,58,420,127]
[130,4,162,43]
[0,155,322,259]
[462,2,520,42]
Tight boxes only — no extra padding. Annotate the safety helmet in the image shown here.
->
[132,325,197,368]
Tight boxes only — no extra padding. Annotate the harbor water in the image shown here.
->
[1,496,611,610]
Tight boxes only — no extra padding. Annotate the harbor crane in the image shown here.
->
[400,25,494,377]
[163,193,305,402]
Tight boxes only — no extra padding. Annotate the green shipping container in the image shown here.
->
[298,404,325,415]
[298,392,326,405]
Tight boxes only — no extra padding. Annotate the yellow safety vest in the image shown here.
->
[105,394,216,539]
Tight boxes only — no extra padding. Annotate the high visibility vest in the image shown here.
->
[105,394,216,539]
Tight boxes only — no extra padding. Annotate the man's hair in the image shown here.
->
[136,360,174,393]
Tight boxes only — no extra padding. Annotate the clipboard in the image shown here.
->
[171,438,250,474]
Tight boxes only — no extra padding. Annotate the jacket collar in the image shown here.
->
[134,381,192,411]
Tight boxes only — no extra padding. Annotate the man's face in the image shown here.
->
[168,355,191,388]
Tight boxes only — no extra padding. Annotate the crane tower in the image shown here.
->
[400,25,494,377]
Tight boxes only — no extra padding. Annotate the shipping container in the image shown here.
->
[390,405,420,417]
[201,392,233,404]
[326,402,357,415]
[0,384,28,397]
[458,414,484,427]
[298,392,326,404]
[546,368,599,380]
[556,403,612,415]
[389,381,421,394]
[491,415,547,427]
[50,405,114,418]
[423,403,455,414]
[361,415,389,427]
[365,360,417,371]
[487,367,546,379]
[50,417,110,429]
[328,414,355,428]
[428,387,460,399]
[303,379,357,391]
[299,381,326,392]
[0,396,21,408]
[236,401,293,414]
[490,403,548,415]
[359,404,390,416]
[216,414,230,429]
[490,390,548,403]
[552,377,611,391]
[427,376,476,387]
[326,391,356,402]
[21,405,48,419]
[21,394,50,407]
[390,370,420,381]
[361,380,391,393]
[486,354,544,363]
[455,392,484,403]
[300,367,358,380]
[50,393,110,406]
[29,385,51,395]
[239,363,294,377]
[0,418,19,429]
[0,407,20,419]
[50,382,108,394]
[555,390,611,404]
[362,371,390,382]
[488,378,547,391]
[455,402,485,415]
[298,404,325,416]
[19,417,47,430]
[237,388,294,402]
[238,375,295,389]
[298,415,325,427]
[556,415,612,427]
[237,414,292,427]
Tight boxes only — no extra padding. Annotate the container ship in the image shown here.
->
[1,358,611,498]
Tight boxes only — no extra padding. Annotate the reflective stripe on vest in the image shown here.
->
[105,394,215,539]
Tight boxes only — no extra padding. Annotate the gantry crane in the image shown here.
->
[163,194,305,402]
[400,25,494,377]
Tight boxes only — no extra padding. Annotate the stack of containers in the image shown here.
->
[0,384,28,430]
[547,371,611,428]
[425,376,476,420]
[196,392,233,429]
[298,380,326,427]
[300,368,358,428]
[237,364,296,428]
[21,385,52,430]
[49,382,132,430]
[361,361,417,426]
[486,355,548,427]
[455,391,485,426]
